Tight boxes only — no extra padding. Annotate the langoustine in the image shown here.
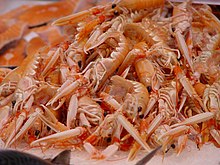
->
[0,0,219,162]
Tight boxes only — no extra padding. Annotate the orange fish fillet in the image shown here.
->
[0,5,31,21]
[0,39,26,66]
[0,21,27,50]
[18,0,80,27]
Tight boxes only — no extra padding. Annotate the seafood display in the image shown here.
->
[0,0,219,162]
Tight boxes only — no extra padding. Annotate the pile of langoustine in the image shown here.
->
[0,0,219,161]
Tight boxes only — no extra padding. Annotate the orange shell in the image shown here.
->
[194,82,206,98]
